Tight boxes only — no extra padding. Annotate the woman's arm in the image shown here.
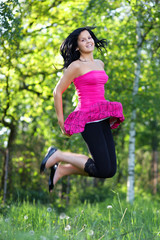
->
[53,62,79,135]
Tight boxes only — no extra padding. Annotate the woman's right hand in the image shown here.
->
[59,121,71,137]
[53,62,79,139]
[61,128,71,137]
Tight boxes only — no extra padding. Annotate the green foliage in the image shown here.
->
[0,0,22,45]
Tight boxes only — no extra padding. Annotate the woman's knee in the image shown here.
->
[97,166,117,178]
[108,167,117,178]
[84,158,117,179]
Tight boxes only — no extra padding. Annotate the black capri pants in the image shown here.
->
[81,118,117,178]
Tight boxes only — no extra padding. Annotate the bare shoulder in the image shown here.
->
[60,60,81,86]
[95,59,104,68]
[64,60,81,78]
[67,60,81,72]
[55,61,81,94]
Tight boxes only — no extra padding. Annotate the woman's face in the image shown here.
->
[77,30,95,54]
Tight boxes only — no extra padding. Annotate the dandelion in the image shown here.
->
[107,205,112,209]
[107,205,112,226]
[88,230,94,236]
[59,213,66,219]
[47,207,52,213]
[40,236,47,240]
[66,216,70,219]
[5,218,9,223]
[24,215,28,220]
[29,230,34,235]
[65,224,71,231]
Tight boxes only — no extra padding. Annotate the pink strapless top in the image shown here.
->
[64,70,125,136]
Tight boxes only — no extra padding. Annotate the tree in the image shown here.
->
[127,0,160,203]
[0,0,22,202]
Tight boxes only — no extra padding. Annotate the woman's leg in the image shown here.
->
[45,151,89,189]
[101,119,117,177]
[45,118,116,186]
[53,163,88,186]
[45,150,89,171]
[81,119,117,178]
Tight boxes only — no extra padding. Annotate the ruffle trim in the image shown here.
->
[64,101,125,136]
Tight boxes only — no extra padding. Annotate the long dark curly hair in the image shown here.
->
[60,27,107,69]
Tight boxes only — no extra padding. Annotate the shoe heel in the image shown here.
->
[48,164,58,192]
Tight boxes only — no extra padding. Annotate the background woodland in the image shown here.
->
[0,0,160,205]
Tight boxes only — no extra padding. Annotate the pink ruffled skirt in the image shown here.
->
[64,101,125,136]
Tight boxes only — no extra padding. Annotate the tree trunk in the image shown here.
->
[0,148,6,192]
[152,150,158,195]
[151,120,159,195]
[127,17,142,203]
[3,148,9,204]
[1,122,16,202]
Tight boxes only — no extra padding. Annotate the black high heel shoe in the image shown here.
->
[40,146,57,173]
[49,164,58,192]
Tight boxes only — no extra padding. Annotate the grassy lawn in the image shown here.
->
[0,191,160,240]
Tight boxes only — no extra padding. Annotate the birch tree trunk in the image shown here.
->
[127,17,142,203]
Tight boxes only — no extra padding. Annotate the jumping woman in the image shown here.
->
[40,27,125,192]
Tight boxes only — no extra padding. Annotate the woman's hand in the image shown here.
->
[59,121,71,137]
[61,127,71,137]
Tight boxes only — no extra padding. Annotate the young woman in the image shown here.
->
[40,27,125,192]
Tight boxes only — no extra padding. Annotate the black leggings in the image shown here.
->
[81,119,117,178]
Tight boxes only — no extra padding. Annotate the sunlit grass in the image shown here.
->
[0,192,160,240]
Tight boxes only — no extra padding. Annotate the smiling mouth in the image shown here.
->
[86,44,93,47]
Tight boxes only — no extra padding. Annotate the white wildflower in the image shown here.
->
[29,230,34,235]
[66,216,70,219]
[59,213,66,219]
[107,205,113,209]
[47,207,52,213]
[5,218,9,222]
[64,225,71,231]
[24,215,28,220]
[40,236,47,240]
[88,230,94,236]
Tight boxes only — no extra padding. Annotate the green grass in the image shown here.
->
[0,191,160,240]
